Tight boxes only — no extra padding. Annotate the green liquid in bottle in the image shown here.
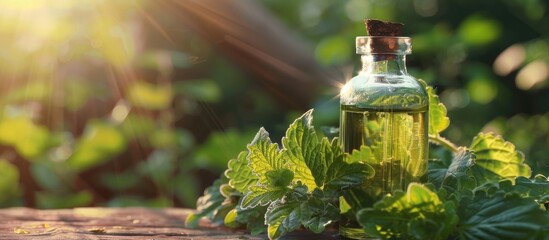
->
[339,105,428,239]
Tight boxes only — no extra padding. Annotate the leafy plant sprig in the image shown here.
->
[187,110,373,239]
[186,83,549,239]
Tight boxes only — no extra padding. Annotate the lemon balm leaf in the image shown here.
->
[281,109,320,189]
[241,185,289,209]
[357,183,458,240]
[301,190,340,233]
[324,155,373,190]
[457,192,549,240]
[185,177,227,228]
[266,200,305,240]
[427,86,450,135]
[225,151,258,193]
[428,148,476,197]
[188,89,549,240]
[247,128,284,183]
[346,145,377,164]
[470,133,531,184]
[496,175,549,204]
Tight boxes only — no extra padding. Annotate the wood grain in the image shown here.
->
[0,208,340,240]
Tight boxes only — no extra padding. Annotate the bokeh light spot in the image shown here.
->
[413,0,438,17]
[515,60,549,90]
[493,44,525,76]
[458,14,502,46]
[111,101,130,123]
[440,88,470,109]
[466,77,498,104]
[345,0,371,21]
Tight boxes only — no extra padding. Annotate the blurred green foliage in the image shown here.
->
[260,0,549,175]
[0,0,239,208]
[0,160,22,207]
[0,0,547,209]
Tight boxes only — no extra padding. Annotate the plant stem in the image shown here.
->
[428,134,459,153]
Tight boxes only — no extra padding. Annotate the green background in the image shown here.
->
[0,0,547,208]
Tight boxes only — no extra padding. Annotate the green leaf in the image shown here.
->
[346,145,377,165]
[241,185,289,209]
[266,168,294,188]
[247,128,284,183]
[428,148,476,198]
[262,184,342,239]
[281,109,319,189]
[330,138,343,161]
[426,86,450,135]
[224,209,240,228]
[357,183,458,240]
[517,175,549,201]
[219,184,237,199]
[234,203,268,235]
[266,200,306,240]
[314,137,332,185]
[185,177,227,228]
[225,151,258,193]
[184,214,200,228]
[301,191,340,233]
[284,183,309,202]
[457,192,549,239]
[324,155,373,190]
[470,133,531,184]
[211,202,238,226]
[496,175,549,203]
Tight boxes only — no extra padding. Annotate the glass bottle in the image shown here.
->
[339,36,429,239]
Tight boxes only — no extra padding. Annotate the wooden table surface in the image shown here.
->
[0,207,340,239]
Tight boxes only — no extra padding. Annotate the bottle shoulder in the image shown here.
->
[340,73,428,109]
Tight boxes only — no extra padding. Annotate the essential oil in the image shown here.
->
[338,23,429,239]
[339,105,428,239]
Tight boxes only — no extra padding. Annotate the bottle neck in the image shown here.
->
[360,54,407,75]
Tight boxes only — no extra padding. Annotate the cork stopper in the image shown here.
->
[356,19,411,56]
[365,19,403,36]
